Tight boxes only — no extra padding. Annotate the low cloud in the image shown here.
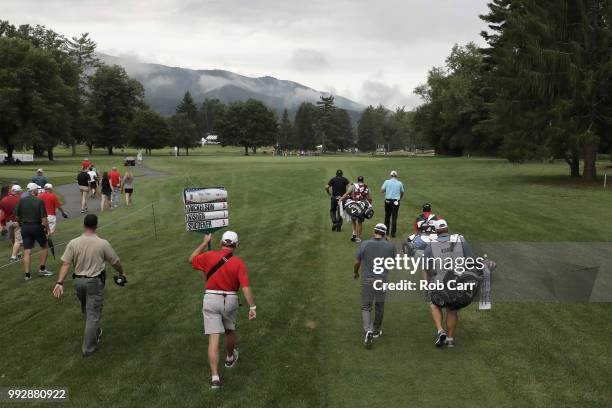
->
[359,80,421,109]
[289,49,331,72]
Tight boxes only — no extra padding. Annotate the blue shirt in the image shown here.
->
[381,178,404,200]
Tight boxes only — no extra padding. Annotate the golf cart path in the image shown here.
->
[55,164,168,217]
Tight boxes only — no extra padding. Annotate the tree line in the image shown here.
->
[412,0,612,181]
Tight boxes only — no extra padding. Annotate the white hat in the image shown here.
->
[434,219,448,230]
[11,184,22,192]
[44,183,53,189]
[26,182,39,191]
[221,231,238,245]
[390,170,398,177]
[374,223,387,234]
[36,168,43,173]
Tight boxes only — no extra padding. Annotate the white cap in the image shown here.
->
[374,223,387,234]
[26,182,39,191]
[36,168,43,173]
[434,219,448,230]
[390,170,398,177]
[44,183,53,189]
[11,184,22,192]
[221,231,238,245]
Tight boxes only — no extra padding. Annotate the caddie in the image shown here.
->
[189,231,257,389]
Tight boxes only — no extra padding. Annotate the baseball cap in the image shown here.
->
[11,184,22,192]
[374,223,387,234]
[390,170,398,177]
[36,168,43,173]
[221,231,239,245]
[357,176,364,182]
[26,182,39,191]
[336,169,343,176]
[434,219,448,230]
[44,183,53,189]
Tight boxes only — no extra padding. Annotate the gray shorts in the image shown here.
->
[7,221,22,243]
[202,293,239,334]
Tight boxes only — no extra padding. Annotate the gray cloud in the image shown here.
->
[0,0,490,109]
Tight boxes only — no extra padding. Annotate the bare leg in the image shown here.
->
[430,303,444,332]
[12,240,21,257]
[225,330,236,358]
[356,221,363,238]
[207,333,221,377]
[351,219,357,235]
[23,249,31,274]
[447,310,458,338]
[100,196,106,212]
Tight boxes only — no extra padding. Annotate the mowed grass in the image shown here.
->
[0,152,611,408]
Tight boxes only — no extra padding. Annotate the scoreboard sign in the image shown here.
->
[183,187,229,233]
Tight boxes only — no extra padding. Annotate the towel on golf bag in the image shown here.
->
[402,233,438,256]
[343,199,374,221]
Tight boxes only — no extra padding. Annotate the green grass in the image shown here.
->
[0,152,611,407]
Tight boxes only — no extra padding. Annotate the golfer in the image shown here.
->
[32,168,48,190]
[0,185,23,262]
[342,176,372,243]
[52,214,126,357]
[189,231,256,389]
[14,183,52,280]
[414,202,440,235]
[423,219,475,348]
[353,223,397,349]
[77,168,90,213]
[380,170,404,238]
[38,184,68,236]
[325,170,350,232]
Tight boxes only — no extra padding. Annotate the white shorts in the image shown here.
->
[47,215,57,233]
[202,293,239,334]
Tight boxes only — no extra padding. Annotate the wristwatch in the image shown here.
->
[55,281,63,286]
[249,305,257,310]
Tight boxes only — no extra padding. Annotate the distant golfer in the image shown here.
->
[325,170,349,232]
[414,202,440,235]
[380,170,404,238]
[14,183,52,280]
[189,231,257,389]
[353,223,397,349]
[32,168,48,190]
[38,184,68,236]
[342,176,372,243]
[52,214,126,357]
[77,168,90,213]
[423,219,475,348]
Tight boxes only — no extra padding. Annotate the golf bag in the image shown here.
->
[415,213,438,235]
[402,233,437,256]
[343,199,374,221]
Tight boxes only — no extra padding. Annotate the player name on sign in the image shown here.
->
[185,202,228,213]
[186,218,229,232]
[185,211,228,222]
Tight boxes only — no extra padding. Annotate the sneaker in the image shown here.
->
[24,273,32,281]
[435,329,447,347]
[364,331,374,349]
[225,349,239,368]
[372,330,383,338]
[96,328,103,344]
[351,234,356,242]
[337,225,342,232]
[445,338,455,348]
[210,379,222,389]
[332,225,337,232]
[80,209,85,214]
[9,256,18,263]
[355,237,362,243]
[39,269,53,277]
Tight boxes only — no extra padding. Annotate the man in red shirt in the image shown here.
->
[108,166,121,207]
[38,184,68,236]
[0,185,23,261]
[189,231,257,389]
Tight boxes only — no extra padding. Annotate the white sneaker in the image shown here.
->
[355,237,362,243]
[39,269,54,277]
[225,349,239,368]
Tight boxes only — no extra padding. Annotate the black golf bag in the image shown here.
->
[343,199,374,220]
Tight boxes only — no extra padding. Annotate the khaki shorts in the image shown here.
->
[79,186,90,193]
[7,221,22,243]
[47,215,57,233]
[202,293,239,334]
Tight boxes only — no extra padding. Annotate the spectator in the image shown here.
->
[100,172,112,212]
[38,184,68,236]
[122,170,134,206]
[0,185,23,262]
[32,169,48,190]
[108,166,121,208]
[77,168,90,213]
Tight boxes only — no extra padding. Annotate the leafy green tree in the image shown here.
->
[176,91,200,136]
[199,98,225,135]
[357,105,387,151]
[293,102,317,150]
[277,108,294,150]
[168,113,198,156]
[217,99,277,155]
[332,108,353,150]
[315,95,337,151]
[88,64,144,155]
[127,108,169,155]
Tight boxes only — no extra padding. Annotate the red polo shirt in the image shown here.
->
[0,194,20,222]
[108,170,121,188]
[192,248,250,291]
[38,192,62,216]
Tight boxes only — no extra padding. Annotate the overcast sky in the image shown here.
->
[1,0,490,109]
